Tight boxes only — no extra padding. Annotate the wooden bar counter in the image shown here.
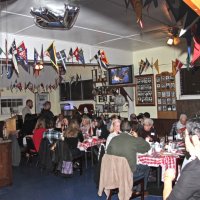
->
[0,140,12,188]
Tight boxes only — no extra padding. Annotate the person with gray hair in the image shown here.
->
[138,118,159,142]
[170,114,187,140]
[107,120,150,193]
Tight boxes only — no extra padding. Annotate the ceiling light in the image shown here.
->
[167,38,173,45]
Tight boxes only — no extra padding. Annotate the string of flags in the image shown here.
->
[0,39,109,79]
[138,58,159,75]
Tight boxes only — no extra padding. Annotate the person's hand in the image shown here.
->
[131,131,138,137]
[164,168,176,182]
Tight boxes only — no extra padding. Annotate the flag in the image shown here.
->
[6,64,13,79]
[5,39,8,67]
[46,42,58,71]
[0,47,4,56]
[73,47,79,61]
[139,59,145,75]
[98,50,109,70]
[153,59,159,74]
[40,44,44,63]
[191,37,200,65]
[172,60,176,76]
[17,41,29,73]
[175,59,183,72]
[67,48,73,61]
[9,39,19,74]
[56,49,67,71]
[144,58,151,71]
[78,48,85,64]
[34,48,39,65]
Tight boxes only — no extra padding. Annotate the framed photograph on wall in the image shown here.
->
[35,92,49,114]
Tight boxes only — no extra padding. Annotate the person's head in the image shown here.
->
[26,99,33,109]
[57,114,64,121]
[143,112,150,119]
[64,119,80,137]
[110,114,118,121]
[130,113,138,123]
[143,118,154,132]
[137,113,144,124]
[120,120,131,133]
[62,117,69,126]
[43,101,51,111]
[109,118,121,133]
[94,117,104,128]
[45,117,55,129]
[186,118,200,138]
[81,115,91,126]
[35,117,46,129]
[179,114,187,125]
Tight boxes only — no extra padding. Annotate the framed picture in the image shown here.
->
[35,92,49,114]
[98,96,104,102]
[103,95,107,102]
[95,104,104,113]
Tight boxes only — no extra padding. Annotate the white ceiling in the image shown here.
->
[0,0,183,51]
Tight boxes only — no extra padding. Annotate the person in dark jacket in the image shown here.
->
[40,101,54,121]
[93,117,109,139]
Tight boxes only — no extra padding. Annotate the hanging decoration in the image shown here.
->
[56,49,67,71]
[30,4,80,30]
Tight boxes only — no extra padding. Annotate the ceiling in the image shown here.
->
[0,0,183,51]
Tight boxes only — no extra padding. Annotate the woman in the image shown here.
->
[32,117,46,152]
[105,118,121,150]
[80,115,93,138]
[61,117,69,132]
[93,117,109,140]
[64,119,84,158]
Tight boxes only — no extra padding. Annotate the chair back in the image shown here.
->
[98,154,133,200]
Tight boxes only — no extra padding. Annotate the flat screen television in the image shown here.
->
[108,65,133,85]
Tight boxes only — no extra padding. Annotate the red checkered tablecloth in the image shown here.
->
[78,138,106,151]
[137,152,178,181]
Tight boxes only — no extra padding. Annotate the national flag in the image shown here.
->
[5,39,8,67]
[34,48,39,65]
[0,47,4,56]
[56,49,67,71]
[8,39,19,74]
[175,59,183,72]
[144,58,151,71]
[17,42,29,73]
[73,47,79,61]
[45,42,58,72]
[98,50,109,70]
[153,59,159,74]
[67,48,73,61]
[78,48,85,64]
[40,44,44,63]
[191,37,200,65]
[172,60,176,76]
[6,63,13,79]
[139,59,145,75]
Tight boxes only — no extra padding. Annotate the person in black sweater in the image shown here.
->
[40,101,54,121]
[64,119,84,158]
[93,117,109,139]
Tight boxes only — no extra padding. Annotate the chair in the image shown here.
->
[98,154,144,200]
[26,136,39,166]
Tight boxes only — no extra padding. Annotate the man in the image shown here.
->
[40,101,54,121]
[22,99,33,122]
[163,118,200,200]
[170,114,187,140]
[107,120,150,191]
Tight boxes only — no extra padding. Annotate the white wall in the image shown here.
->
[0,32,133,120]
[132,45,188,118]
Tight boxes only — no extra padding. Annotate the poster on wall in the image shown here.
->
[35,92,49,114]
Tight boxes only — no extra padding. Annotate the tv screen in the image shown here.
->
[108,65,133,85]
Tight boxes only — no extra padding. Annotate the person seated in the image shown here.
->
[80,115,93,137]
[64,119,84,158]
[55,114,64,131]
[106,114,119,131]
[61,117,69,132]
[93,117,109,139]
[32,117,46,152]
[163,119,200,200]
[137,113,144,125]
[105,118,121,150]
[170,114,187,140]
[43,118,63,144]
[143,112,150,119]
[138,118,159,142]
[107,120,150,193]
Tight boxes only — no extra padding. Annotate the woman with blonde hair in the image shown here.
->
[64,119,84,158]
[32,117,46,151]
[106,118,121,150]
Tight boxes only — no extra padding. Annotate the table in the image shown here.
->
[137,151,179,187]
[78,138,106,168]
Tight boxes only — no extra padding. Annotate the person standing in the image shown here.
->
[22,99,33,122]
[40,101,54,121]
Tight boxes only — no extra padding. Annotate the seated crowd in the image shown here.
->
[16,100,200,199]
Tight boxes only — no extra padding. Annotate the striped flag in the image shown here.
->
[56,49,67,71]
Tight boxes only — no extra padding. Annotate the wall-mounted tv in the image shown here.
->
[108,65,133,86]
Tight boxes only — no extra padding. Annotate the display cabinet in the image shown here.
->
[135,74,155,106]
[156,72,177,119]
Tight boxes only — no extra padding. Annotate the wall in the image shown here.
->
[0,32,133,120]
[132,45,188,118]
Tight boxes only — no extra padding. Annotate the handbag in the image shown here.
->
[61,161,73,175]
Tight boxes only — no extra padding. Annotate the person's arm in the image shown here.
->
[136,137,150,153]
[163,169,175,200]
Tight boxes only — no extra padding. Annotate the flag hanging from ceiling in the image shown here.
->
[139,59,145,75]
[153,59,159,74]
[172,60,176,76]
[0,47,4,56]
[78,48,85,64]
[34,48,39,65]
[98,50,109,69]
[144,58,151,71]
[17,41,30,73]
[56,49,67,71]
[40,44,44,63]
[8,39,19,74]
[73,47,79,61]
[175,59,183,73]
[46,42,58,72]
[67,48,73,61]
[191,36,200,65]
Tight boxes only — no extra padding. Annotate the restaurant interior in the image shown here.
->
[0,0,200,200]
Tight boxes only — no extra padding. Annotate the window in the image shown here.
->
[1,98,23,115]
